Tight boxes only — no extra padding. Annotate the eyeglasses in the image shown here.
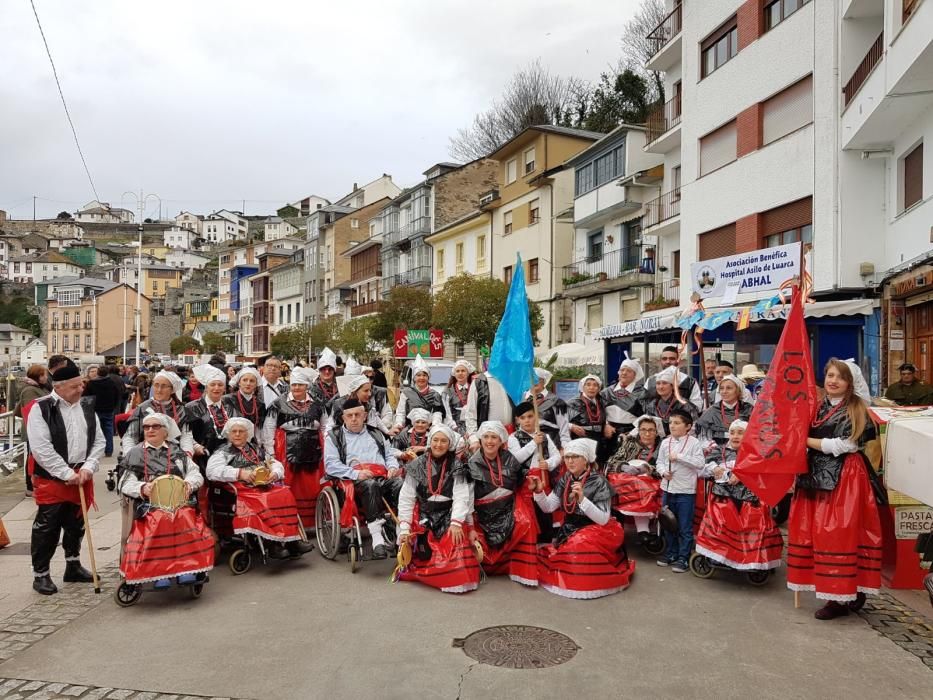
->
[142,425,163,431]
[639,427,657,433]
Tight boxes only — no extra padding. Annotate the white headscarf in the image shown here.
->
[154,370,184,401]
[655,366,679,386]
[578,374,602,393]
[717,374,752,404]
[193,363,225,387]
[289,367,317,386]
[407,407,432,424]
[534,367,553,386]
[618,356,645,384]
[361,365,374,375]
[344,356,362,376]
[231,366,261,390]
[476,420,507,443]
[411,353,429,377]
[452,359,476,378]
[629,414,665,438]
[317,347,337,371]
[141,410,182,442]
[346,374,371,395]
[843,358,871,402]
[729,419,749,432]
[427,424,459,452]
[221,416,255,441]
[563,438,597,464]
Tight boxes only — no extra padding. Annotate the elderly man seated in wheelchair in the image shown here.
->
[118,412,214,594]
[206,417,314,563]
[322,398,403,559]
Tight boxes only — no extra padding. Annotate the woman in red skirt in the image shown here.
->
[787,359,884,619]
[533,438,635,599]
[396,425,480,593]
[695,420,783,571]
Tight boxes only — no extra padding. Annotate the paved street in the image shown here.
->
[1,457,932,700]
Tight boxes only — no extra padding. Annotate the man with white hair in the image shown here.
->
[26,360,105,595]
[258,355,289,409]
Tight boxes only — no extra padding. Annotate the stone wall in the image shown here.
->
[149,314,182,354]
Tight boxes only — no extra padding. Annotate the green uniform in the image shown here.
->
[884,380,933,406]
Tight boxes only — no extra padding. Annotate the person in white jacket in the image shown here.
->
[655,408,706,573]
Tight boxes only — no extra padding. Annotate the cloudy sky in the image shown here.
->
[1,0,638,220]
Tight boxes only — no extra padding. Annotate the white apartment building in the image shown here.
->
[163,226,199,249]
[7,251,84,284]
[426,210,492,294]
[237,277,254,357]
[270,258,304,334]
[263,217,299,242]
[74,201,134,224]
[174,211,203,234]
[0,324,36,367]
[166,249,211,275]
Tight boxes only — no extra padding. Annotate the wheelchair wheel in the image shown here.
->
[315,487,341,560]
[689,553,715,579]
[229,548,252,575]
[190,583,205,598]
[643,533,666,556]
[349,544,360,573]
[746,570,771,587]
[114,582,141,607]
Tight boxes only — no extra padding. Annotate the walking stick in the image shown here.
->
[794,591,800,609]
[78,484,101,594]
[530,370,549,490]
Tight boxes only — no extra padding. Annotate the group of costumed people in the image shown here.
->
[25,346,886,617]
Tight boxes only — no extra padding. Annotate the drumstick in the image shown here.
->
[382,498,400,525]
[78,484,101,594]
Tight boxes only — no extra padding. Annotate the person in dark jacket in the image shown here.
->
[83,365,122,457]
[370,359,388,389]
[107,365,127,413]
[15,364,51,496]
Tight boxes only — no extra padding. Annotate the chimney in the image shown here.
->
[0,209,6,227]
[352,183,358,192]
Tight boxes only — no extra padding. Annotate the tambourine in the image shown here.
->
[149,474,188,512]
[252,463,274,486]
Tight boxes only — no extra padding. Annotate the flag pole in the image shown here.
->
[530,368,548,490]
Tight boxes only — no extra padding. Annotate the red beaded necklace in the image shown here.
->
[426,454,448,497]
[640,441,657,463]
[562,468,589,514]
[452,383,469,405]
[720,401,740,428]
[482,452,505,488]
[207,399,228,434]
[654,396,674,419]
[317,379,337,400]
[582,395,602,423]
[667,434,692,463]
[410,430,428,447]
[154,399,179,424]
[812,398,846,428]
[236,392,259,424]
[237,443,262,465]
[143,442,173,480]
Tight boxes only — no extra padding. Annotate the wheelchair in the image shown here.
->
[105,412,133,491]
[688,552,772,586]
[314,478,397,573]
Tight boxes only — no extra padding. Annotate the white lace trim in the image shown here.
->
[440,583,479,594]
[616,508,659,517]
[119,564,213,586]
[786,583,878,603]
[695,545,782,571]
[541,582,628,599]
[509,574,539,587]
[233,526,301,543]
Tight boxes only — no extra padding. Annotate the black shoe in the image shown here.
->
[33,575,58,595]
[371,544,388,560]
[63,562,94,583]
[847,592,867,612]
[269,544,291,560]
[287,540,314,558]
[814,601,849,620]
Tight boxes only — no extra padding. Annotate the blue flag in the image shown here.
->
[487,253,535,405]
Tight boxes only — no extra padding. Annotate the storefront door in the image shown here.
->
[908,302,932,380]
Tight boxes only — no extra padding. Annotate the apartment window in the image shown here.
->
[671,250,681,279]
[152,281,158,292]
[63,335,69,351]
[698,224,737,261]
[503,265,513,285]
[85,310,91,328]
[504,211,513,235]
[279,306,284,325]
[52,335,57,351]
[903,142,924,211]
[586,299,603,331]
[672,166,682,200]
[506,159,517,184]
[765,0,810,31]
[351,218,359,229]
[437,248,445,279]
[52,312,59,328]
[701,16,738,78]
[765,224,812,248]
[476,235,487,269]
[73,311,80,326]
[763,75,813,145]
[85,335,91,352]
[529,199,540,224]
[575,163,595,195]
[587,230,604,260]
[524,147,536,174]
[699,120,737,176]
[455,242,464,273]
[527,258,540,283]
[287,304,292,324]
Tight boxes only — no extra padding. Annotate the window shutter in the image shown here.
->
[698,224,737,261]
[762,75,813,145]
[700,121,737,176]
[904,143,924,210]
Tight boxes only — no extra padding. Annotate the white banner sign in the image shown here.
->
[894,506,933,540]
[691,242,800,301]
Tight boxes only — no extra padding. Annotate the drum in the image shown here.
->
[252,463,274,487]
[149,474,188,512]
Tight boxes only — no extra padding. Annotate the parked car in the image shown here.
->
[400,359,455,392]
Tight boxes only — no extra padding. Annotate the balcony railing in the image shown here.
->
[382,265,432,292]
[647,3,682,58]
[561,245,656,290]
[351,300,380,317]
[843,32,884,107]
[643,189,681,229]
[641,279,681,311]
[384,216,431,247]
[645,94,681,144]
[351,264,381,282]
[62,321,70,330]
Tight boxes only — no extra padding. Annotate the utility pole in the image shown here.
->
[122,190,161,368]
[33,196,36,225]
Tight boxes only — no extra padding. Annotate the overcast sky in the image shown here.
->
[1,0,638,221]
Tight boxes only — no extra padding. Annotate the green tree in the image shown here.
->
[582,69,652,133]
[270,326,312,361]
[170,334,201,355]
[0,294,41,337]
[370,287,434,345]
[308,316,343,355]
[337,316,381,359]
[432,274,545,349]
[276,204,299,218]
[201,331,235,354]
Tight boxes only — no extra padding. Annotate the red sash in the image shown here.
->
[23,399,95,508]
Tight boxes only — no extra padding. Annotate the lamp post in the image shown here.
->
[122,190,161,367]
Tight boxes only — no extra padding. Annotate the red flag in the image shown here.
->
[733,288,817,507]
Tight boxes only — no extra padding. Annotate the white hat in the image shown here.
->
[344,357,362,376]
[729,419,749,432]
[739,364,766,381]
[407,407,432,424]
[317,347,337,370]
[154,370,184,401]
[563,438,597,464]
[619,356,645,383]
[231,366,261,390]
[476,420,507,443]
[222,416,255,441]
[453,359,476,375]
[193,364,225,387]
[289,367,318,386]
[141,410,181,442]
[534,367,553,386]
[843,358,871,402]
[578,374,603,393]
[345,374,371,395]
[718,374,752,403]
[411,354,429,377]
[629,414,665,438]
[427,424,459,452]
[655,366,678,385]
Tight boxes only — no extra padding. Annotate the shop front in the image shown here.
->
[882,262,933,390]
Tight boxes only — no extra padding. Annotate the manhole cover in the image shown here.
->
[453,625,579,669]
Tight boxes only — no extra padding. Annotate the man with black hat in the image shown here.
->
[26,360,104,595]
[884,363,933,406]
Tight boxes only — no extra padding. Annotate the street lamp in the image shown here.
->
[122,190,161,367]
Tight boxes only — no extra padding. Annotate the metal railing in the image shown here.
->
[350,263,381,282]
[643,189,681,229]
[561,245,655,288]
[646,93,681,144]
[647,3,682,57]
[641,279,681,311]
[382,266,432,291]
[351,300,380,317]
[384,216,431,246]
[843,32,884,107]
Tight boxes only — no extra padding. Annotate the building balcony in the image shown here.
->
[383,216,431,247]
[645,3,682,73]
[642,189,681,234]
[644,94,681,153]
[561,246,656,298]
[381,266,432,296]
[843,32,884,108]
[641,278,681,312]
[350,264,381,283]
[351,300,380,317]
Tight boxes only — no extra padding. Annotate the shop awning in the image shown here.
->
[535,342,604,367]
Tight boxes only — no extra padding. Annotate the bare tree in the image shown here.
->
[619,0,668,104]
[449,60,589,161]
